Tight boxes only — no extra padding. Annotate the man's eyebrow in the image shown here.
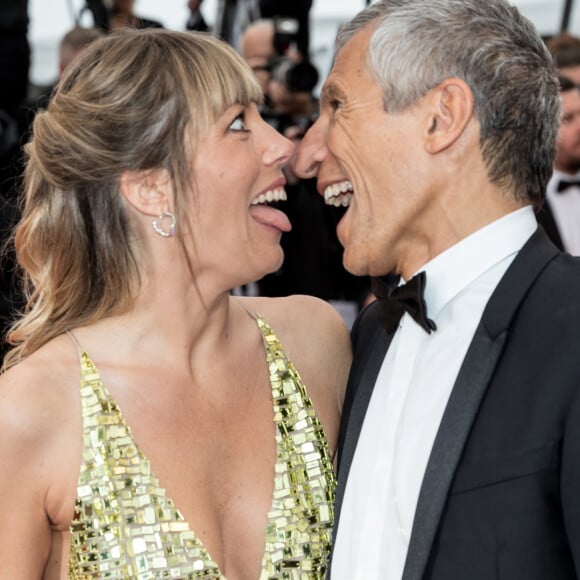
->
[320,83,347,106]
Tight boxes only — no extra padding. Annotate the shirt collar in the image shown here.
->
[412,206,537,320]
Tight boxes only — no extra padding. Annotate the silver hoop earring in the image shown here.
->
[152,211,176,238]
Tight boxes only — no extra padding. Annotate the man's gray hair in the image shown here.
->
[336,0,560,207]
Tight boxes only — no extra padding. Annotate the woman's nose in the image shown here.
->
[262,120,295,167]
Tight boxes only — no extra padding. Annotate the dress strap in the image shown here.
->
[65,330,83,357]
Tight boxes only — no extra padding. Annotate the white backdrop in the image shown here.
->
[28,0,580,86]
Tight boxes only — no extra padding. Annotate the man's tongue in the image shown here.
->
[249,205,292,232]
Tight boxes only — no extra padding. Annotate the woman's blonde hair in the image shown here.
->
[4,29,261,369]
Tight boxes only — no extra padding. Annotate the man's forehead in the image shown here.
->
[562,88,580,104]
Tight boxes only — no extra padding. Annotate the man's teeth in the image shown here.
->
[251,186,287,205]
[324,180,353,207]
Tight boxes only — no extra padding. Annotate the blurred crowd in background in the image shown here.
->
[0,0,372,362]
[3,0,580,365]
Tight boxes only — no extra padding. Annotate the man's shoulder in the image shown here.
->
[491,238,580,333]
[535,250,580,298]
[528,239,580,288]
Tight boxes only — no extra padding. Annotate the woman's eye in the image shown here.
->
[229,114,248,132]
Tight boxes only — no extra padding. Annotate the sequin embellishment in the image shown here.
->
[256,316,336,579]
[68,315,336,578]
[69,353,224,579]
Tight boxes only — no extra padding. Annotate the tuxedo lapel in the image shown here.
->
[402,228,559,580]
[334,307,391,531]
[401,324,507,580]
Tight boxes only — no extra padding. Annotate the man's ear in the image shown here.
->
[423,78,475,154]
[120,168,173,217]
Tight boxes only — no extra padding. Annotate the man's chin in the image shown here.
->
[342,250,371,278]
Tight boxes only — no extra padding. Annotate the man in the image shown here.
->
[240,19,277,97]
[547,32,580,84]
[293,1,580,578]
[536,34,580,254]
[538,76,580,254]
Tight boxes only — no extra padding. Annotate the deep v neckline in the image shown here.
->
[72,343,276,578]
[75,349,227,576]
[68,316,336,579]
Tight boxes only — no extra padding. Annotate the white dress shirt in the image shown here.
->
[331,207,538,580]
[546,169,580,256]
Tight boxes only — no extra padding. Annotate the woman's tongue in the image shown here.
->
[249,204,292,233]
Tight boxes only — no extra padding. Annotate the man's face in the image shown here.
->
[555,87,580,173]
[241,25,275,95]
[560,65,580,86]
[294,26,434,278]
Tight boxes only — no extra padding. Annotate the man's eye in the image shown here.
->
[330,99,342,111]
[229,114,248,132]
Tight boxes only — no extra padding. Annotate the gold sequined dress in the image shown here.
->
[68,315,336,579]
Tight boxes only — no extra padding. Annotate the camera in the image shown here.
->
[273,17,300,56]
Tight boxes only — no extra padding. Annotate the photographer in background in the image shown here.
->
[241,16,318,131]
[264,57,319,137]
[239,20,369,322]
[259,0,312,59]
[216,0,311,58]
[238,14,370,320]
[240,19,278,101]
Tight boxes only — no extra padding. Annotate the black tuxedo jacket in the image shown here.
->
[333,228,580,579]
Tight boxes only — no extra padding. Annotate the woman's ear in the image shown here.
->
[423,78,475,154]
[120,168,173,217]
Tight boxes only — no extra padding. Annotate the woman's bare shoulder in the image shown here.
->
[239,294,350,337]
[0,335,80,440]
[0,336,82,572]
[237,294,353,420]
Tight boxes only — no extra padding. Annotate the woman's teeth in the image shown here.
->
[251,186,287,205]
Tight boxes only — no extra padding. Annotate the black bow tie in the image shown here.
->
[556,178,580,193]
[371,271,437,335]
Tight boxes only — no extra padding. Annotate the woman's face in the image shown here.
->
[188,102,294,289]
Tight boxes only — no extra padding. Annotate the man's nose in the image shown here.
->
[292,117,328,179]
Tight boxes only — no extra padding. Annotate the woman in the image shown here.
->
[0,30,351,578]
